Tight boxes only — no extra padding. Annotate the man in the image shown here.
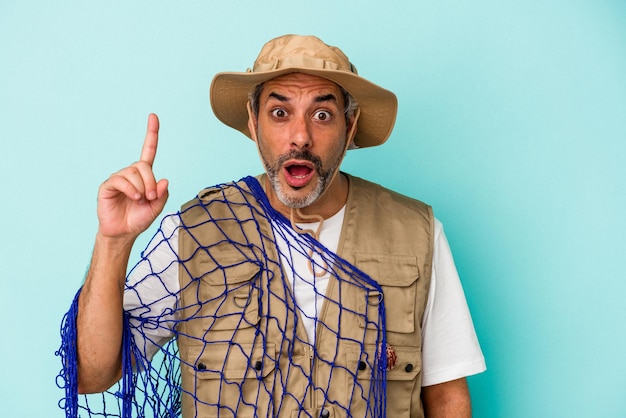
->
[62,34,485,417]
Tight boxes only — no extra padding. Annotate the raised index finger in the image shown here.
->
[139,113,160,166]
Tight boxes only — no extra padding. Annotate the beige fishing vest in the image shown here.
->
[177,174,434,418]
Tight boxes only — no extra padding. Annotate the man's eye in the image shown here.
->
[313,110,332,121]
[271,108,287,118]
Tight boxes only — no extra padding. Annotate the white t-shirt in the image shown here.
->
[124,209,486,387]
[271,206,345,344]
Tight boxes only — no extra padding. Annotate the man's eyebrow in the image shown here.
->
[315,93,338,103]
[267,92,289,102]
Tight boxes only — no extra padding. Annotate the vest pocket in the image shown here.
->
[348,345,421,417]
[197,261,262,331]
[184,342,276,417]
[355,254,419,334]
[385,346,421,417]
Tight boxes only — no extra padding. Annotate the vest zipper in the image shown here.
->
[307,343,315,410]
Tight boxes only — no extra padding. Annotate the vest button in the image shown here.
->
[405,363,414,373]
[197,362,206,370]
[254,360,263,371]
[358,361,367,371]
[320,408,330,418]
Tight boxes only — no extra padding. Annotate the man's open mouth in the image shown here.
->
[284,161,315,188]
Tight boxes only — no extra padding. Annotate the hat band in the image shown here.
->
[254,55,351,73]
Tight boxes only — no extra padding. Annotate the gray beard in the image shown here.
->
[261,149,341,209]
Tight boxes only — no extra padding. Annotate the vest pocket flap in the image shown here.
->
[189,342,276,380]
[198,262,261,331]
[386,346,421,381]
[348,345,421,381]
[347,344,378,381]
[200,259,261,286]
[291,406,336,418]
[355,253,419,287]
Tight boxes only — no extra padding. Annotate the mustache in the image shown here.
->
[277,150,323,173]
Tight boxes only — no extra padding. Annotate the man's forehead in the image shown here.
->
[262,73,343,96]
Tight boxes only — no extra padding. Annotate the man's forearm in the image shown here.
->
[76,233,134,393]
[422,377,472,418]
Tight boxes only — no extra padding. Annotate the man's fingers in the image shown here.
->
[108,162,159,201]
[139,113,159,166]
[100,174,142,202]
[151,179,170,212]
[132,162,158,200]
[155,178,169,200]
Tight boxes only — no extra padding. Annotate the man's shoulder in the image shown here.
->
[181,176,262,211]
[347,173,432,212]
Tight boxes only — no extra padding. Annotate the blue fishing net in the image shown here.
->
[57,176,388,417]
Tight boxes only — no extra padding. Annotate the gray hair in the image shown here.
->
[248,81,358,125]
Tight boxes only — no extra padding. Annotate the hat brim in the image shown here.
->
[210,67,397,148]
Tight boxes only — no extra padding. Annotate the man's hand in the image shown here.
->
[97,113,169,241]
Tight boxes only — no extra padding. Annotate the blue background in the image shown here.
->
[1,1,625,416]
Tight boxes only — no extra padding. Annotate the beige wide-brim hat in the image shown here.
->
[210,34,398,148]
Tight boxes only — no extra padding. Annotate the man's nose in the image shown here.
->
[290,114,312,149]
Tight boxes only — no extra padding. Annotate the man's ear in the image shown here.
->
[246,101,259,142]
[346,108,361,149]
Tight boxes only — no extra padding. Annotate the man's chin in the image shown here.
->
[278,193,316,209]
[277,184,322,209]
[266,171,326,210]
